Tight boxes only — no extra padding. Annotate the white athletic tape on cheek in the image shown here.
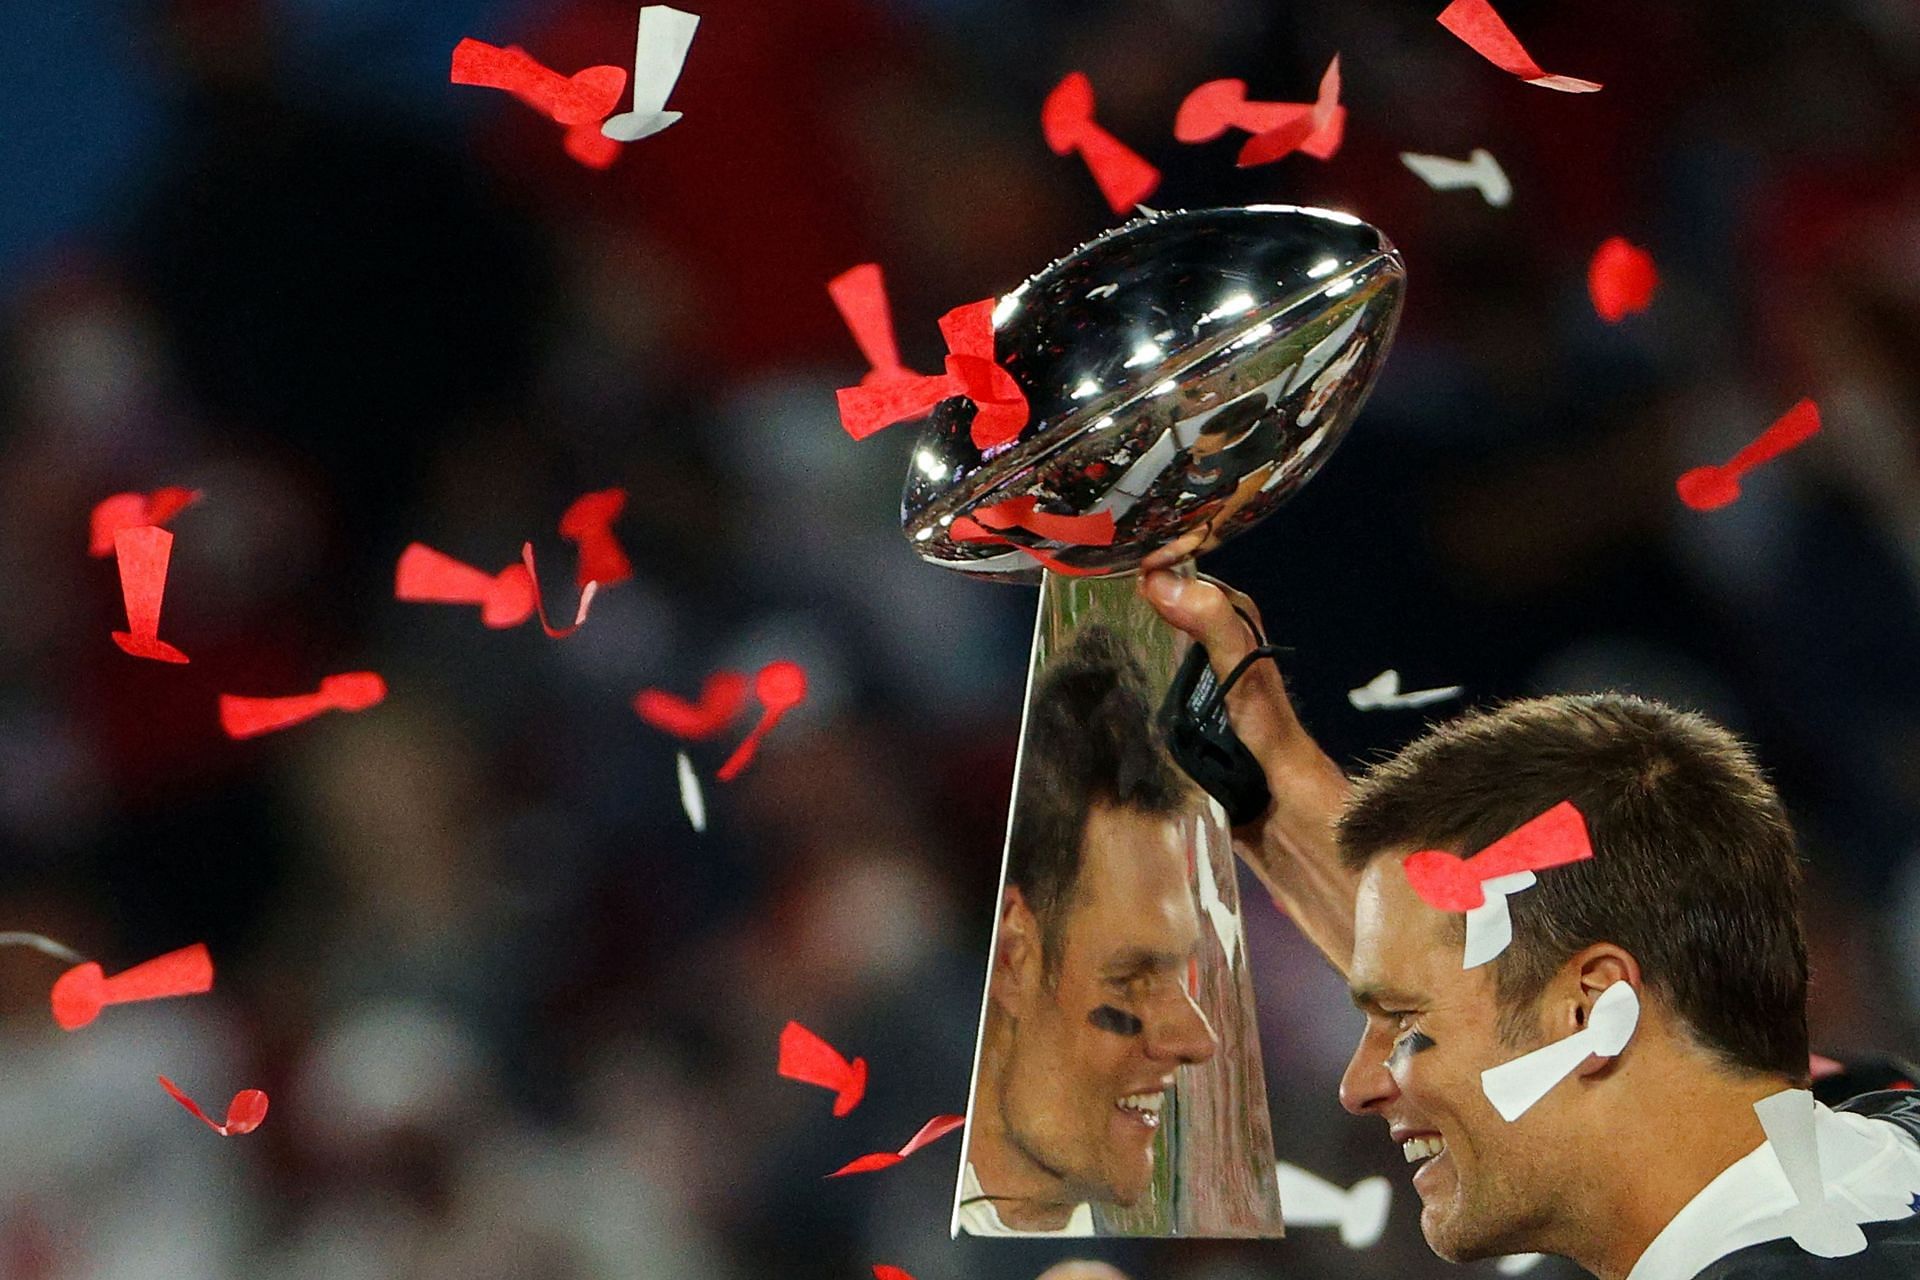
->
[1480,981,1639,1122]
[1274,1162,1392,1249]
[1752,1089,1868,1258]
[1461,870,1535,969]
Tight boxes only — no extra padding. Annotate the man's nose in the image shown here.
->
[1338,1029,1400,1116]
[1146,988,1219,1065]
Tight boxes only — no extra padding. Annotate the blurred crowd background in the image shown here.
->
[3,0,1920,1276]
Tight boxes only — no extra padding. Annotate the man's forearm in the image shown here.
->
[1235,745,1360,976]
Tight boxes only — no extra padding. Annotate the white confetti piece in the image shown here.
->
[1275,1162,1392,1248]
[1348,669,1466,711]
[1481,981,1638,1121]
[602,6,701,142]
[1400,148,1512,207]
[676,751,707,833]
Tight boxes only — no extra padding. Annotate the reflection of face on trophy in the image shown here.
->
[973,626,1221,1231]
[913,205,1406,1239]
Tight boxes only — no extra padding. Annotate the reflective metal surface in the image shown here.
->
[901,205,1405,581]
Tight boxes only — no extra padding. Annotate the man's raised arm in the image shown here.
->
[1140,569,1359,975]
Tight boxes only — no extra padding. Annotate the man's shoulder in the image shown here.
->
[1834,1089,1920,1146]
[1692,1214,1920,1279]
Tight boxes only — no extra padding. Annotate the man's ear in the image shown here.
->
[1563,944,1641,1079]
[992,886,1044,1016]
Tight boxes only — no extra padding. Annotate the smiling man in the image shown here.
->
[959,624,1220,1236]
[1142,570,1920,1278]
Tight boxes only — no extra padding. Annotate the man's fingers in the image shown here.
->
[1140,569,1256,679]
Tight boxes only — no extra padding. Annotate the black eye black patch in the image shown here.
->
[1387,1030,1436,1072]
[1088,1004,1145,1036]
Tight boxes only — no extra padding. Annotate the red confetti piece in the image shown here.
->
[519,543,598,638]
[450,38,628,126]
[828,1113,965,1177]
[1437,0,1601,93]
[717,660,808,782]
[778,1020,867,1116]
[89,487,200,558]
[634,670,750,740]
[558,489,633,589]
[938,300,1031,451]
[51,942,214,1031]
[834,297,1028,448]
[1403,800,1592,912]
[872,1269,916,1280]
[1231,57,1346,168]
[157,1076,269,1137]
[829,263,925,386]
[1676,399,1821,512]
[563,123,623,169]
[109,526,190,664]
[1041,72,1162,215]
[219,672,388,740]
[394,542,536,629]
[974,496,1116,546]
[949,517,1106,576]
[1587,236,1658,324]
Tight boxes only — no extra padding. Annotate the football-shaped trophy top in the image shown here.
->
[901,204,1405,581]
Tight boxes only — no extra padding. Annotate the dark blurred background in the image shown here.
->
[2,0,1918,1276]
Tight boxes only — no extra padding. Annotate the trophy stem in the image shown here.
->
[951,568,1285,1238]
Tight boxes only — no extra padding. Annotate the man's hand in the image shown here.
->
[1140,568,1360,973]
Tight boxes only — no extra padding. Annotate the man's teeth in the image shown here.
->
[1402,1135,1445,1163]
[1117,1091,1165,1123]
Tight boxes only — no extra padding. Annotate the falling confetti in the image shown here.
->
[829,263,925,387]
[394,543,537,629]
[450,38,628,126]
[1347,669,1464,711]
[1176,78,1330,158]
[676,751,707,833]
[1274,1162,1392,1248]
[1437,0,1601,92]
[158,1076,269,1137]
[834,296,1027,447]
[51,942,214,1030]
[1400,148,1511,207]
[717,661,808,782]
[634,670,750,740]
[872,1268,916,1280]
[219,672,388,740]
[0,932,84,963]
[109,526,190,664]
[1041,72,1162,215]
[558,489,633,588]
[89,488,201,558]
[519,543,598,638]
[1402,800,1591,912]
[828,1114,965,1177]
[777,1020,866,1116]
[1676,399,1821,512]
[1587,236,1658,323]
[600,5,701,141]
[1237,56,1345,168]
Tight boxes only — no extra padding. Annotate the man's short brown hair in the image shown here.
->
[1007,625,1189,972]
[1336,693,1809,1079]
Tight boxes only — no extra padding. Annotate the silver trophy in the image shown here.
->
[907,205,1405,1239]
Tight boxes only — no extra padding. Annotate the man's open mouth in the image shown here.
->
[1116,1090,1166,1128]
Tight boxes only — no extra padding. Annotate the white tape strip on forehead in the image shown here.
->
[1274,1162,1392,1249]
[1752,1089,1868,1258]
[1461,871,1536,970]
[1480,981,1639,1122]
